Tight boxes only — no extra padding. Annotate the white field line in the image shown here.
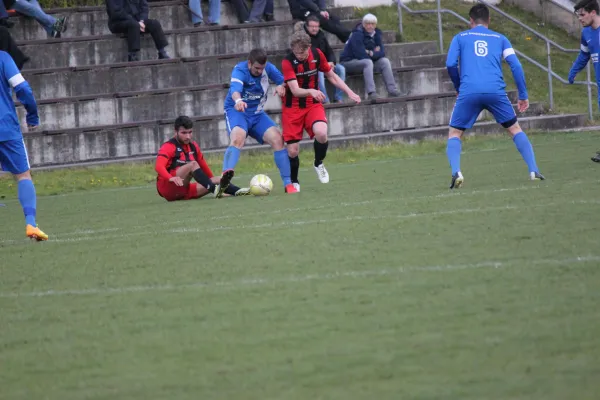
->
[1,255,598,299]
[19,200,598,245]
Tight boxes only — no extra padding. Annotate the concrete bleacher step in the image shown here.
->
[10,1,351,41]
[23,41,438,98]
[18,67,449,130]
[24,111,586,169]
[18,19,392,69]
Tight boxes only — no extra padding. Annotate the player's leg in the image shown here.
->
[488,94,544,180]
[305,105,329,183]
[208,176,250,196]
[447,94,482,189]
[0,139,47,240]
[175,161,200,185]
[282,109,306,190]
[223,110,249,173]
[254,114,295,193]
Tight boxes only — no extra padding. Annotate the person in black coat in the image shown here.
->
[0,26,28,69]
[105,0,169,62]
[287,0,350,43]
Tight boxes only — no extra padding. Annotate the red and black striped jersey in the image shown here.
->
[282,47,331,109]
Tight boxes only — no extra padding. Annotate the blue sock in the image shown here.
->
[18,179,37,227]
[274,149,292,185]
[222,146,241,171]
[512,132,538,173]
[446,137,462,175]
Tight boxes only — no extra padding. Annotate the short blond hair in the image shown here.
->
[290,30,311,50]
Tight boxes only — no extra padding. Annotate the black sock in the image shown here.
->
[224,183,241,195]
[193,169,216,192]
[289,156,300,183]
[314,140,328,167]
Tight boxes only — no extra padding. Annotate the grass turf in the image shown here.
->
[1,130,599,400]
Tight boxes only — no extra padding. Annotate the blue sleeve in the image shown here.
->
[347,31,369,60]
[568,34,591,83]
[445,35,460,92]
[371,30,385,61]
[502,37,528,100]
[1,53,38,126]
[266,62,284,85]
[229,65,245,94]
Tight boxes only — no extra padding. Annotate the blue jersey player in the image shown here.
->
[568,0,600,163]
[222,48,296,194]
[0,50,47,240]
[445,4,544,189]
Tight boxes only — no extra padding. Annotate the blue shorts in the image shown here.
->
[450,93,517,130]
[224,109,277,144]
[0,138,30,175]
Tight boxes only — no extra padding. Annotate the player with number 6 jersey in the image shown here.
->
[444,4,544,189]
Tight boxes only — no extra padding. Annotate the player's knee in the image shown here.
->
[312,123,328,141]
[287,145,299,158]
[229,134,246,148]
[189,161,200,169]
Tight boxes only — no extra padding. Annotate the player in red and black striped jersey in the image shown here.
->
[281,31,360,191]
[155,116,250,201]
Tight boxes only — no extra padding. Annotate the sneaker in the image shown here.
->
[215,169,234,198]
[367,92,380,100]
[51,16,68,38]
[292,182,301,192]
[314,163,329,183]
[530,171,545,181]
[234,187,251,196]
[26,225,48,241]
[449,171,464,189]
[284,183,298,193]
[591,152,600,163]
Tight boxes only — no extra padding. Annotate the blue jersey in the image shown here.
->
[224,61,284,115]
[446,25,528,100]
[0,51,38,142]
[569,26,600,107]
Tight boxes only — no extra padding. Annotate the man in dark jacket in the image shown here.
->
[340,13,401,99]
[287,0,350,43]
[105,0,169,62]
[0,26,28,68]
[298,15,346,103]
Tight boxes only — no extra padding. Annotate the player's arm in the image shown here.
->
[502,38,528,101]
[568,34,591,83]
[445,35,461,93]
[155,143,176,181]
[281,59,320,99]
[229,66,247,111]
[2,53,40,129]
[266,62,286,96]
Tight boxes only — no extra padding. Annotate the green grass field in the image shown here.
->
[1,131,600,400]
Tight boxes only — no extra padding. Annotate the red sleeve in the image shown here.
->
[155,142,175,181]
[194,143,214,178]
[282,59,297,82]
[317,49,331,73]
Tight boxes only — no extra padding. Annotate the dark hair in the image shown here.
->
[174,115,193,131]
[574,0,600,14]
[305,15,320,25]
[248,48,268,65]
[469,4,490,24]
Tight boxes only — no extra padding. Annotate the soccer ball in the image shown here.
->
[249,174,273,196]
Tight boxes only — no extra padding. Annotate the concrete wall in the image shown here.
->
[504,0,581,38]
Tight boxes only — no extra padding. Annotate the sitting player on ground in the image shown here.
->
[0,50,47,240]
[282,31,361,191]
[445,4,544,189]
[222,48,296,193]
[155,116,250,201]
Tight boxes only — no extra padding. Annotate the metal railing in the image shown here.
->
[397,0,596,120]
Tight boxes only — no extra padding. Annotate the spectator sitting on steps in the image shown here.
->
[7,0,68,38]
[188,0,220,27]
[105,0,169,62]
[340,13,406,100]
[286,0,350,43]
[230,0,274,23]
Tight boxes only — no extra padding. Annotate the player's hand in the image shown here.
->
[274,85,286,97]
[328,62,335,68]
[320,11,329,19]
[348,91,361,104]
[517,99,529,113]
[139,21,145,32]
[309,89,326,103]
[169,176,184,186]
[234,100,248,112]
[27,124,38,132]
